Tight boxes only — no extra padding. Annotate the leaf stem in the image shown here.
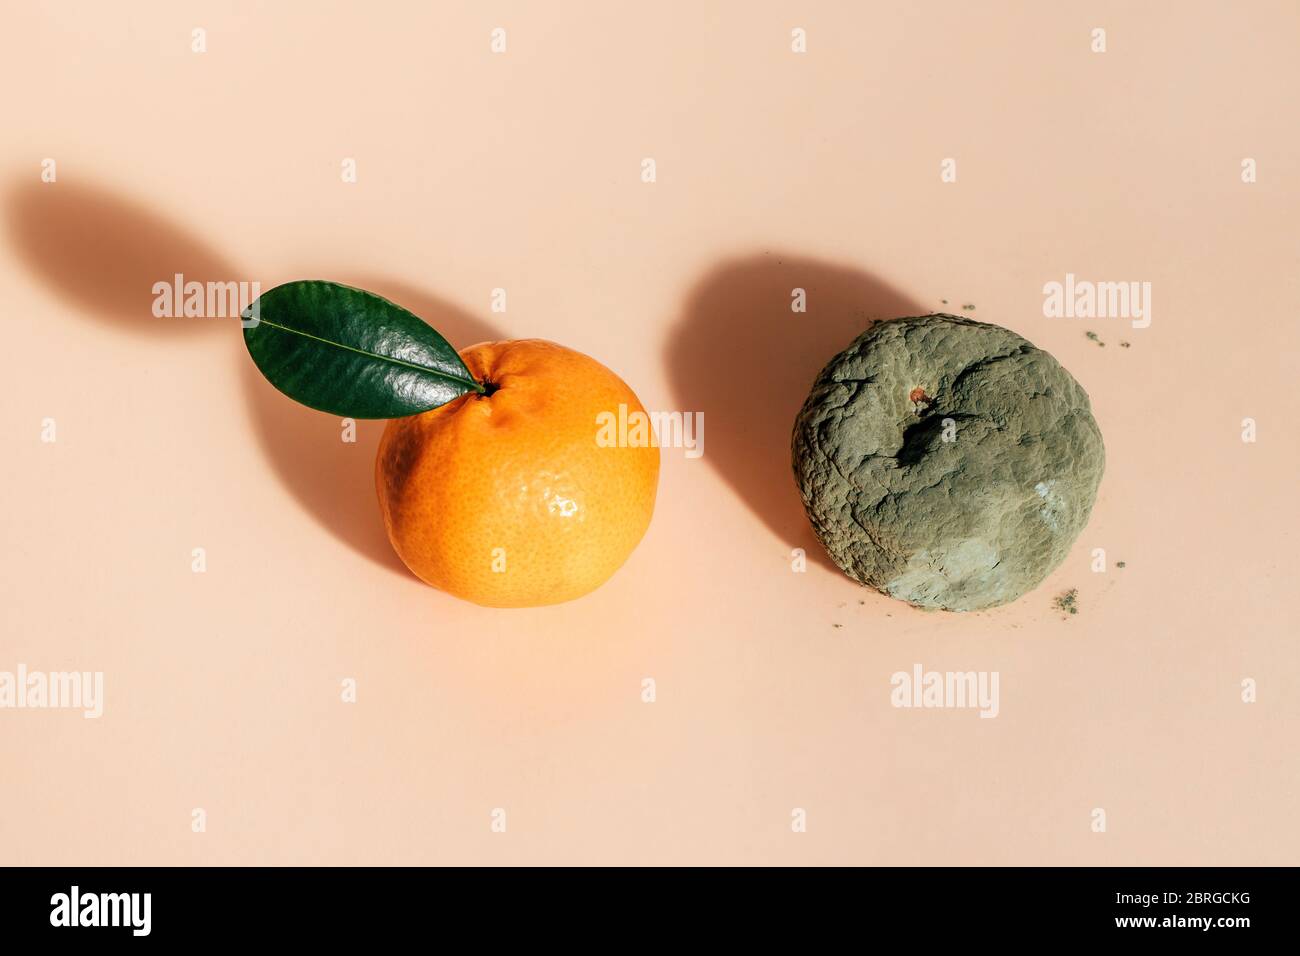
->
[255,317,484,393]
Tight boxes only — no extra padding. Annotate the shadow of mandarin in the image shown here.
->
[242,276,505,577]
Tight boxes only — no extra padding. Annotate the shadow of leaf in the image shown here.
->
[4,178,241,335]
[4,175,508,579]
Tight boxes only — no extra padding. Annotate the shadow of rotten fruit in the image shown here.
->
[665,253,923,569]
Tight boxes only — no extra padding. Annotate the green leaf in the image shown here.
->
[242,280,484,419]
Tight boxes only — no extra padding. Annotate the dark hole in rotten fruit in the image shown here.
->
[897,415,946,466]
[896,412,973,466]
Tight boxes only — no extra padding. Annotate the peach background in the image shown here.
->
[2,1,1297,865]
